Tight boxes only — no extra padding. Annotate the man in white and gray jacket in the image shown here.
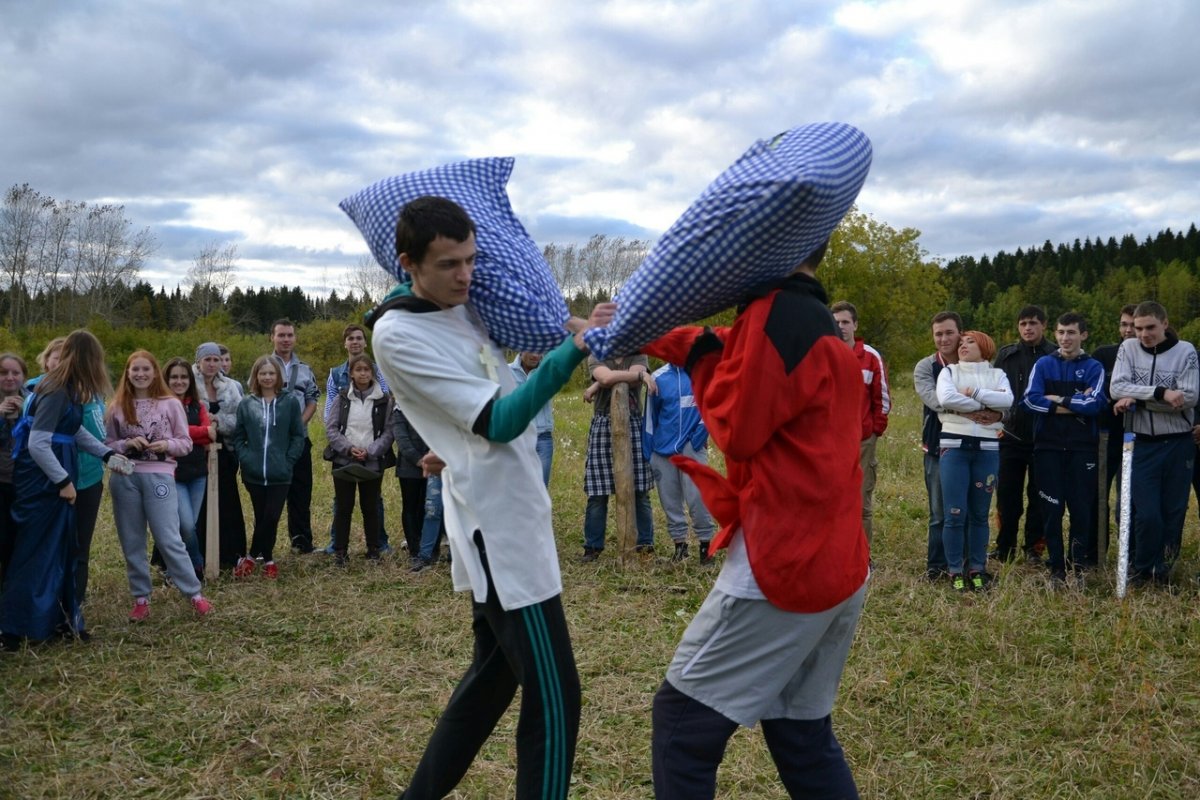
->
[1110,300,1199,587]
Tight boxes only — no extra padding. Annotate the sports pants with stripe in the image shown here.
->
[400,531,581,800]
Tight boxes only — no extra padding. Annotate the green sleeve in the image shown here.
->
[484,337,585,442]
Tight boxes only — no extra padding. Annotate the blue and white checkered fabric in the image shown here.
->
[583,122,873,359]
[339,158,570,352]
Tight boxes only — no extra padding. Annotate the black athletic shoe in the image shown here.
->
[671,542,689,562]
[580,547,601,564]
[699,541,714,566]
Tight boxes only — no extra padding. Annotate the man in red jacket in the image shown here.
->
[832,300,890,550]
[645,242,869,799]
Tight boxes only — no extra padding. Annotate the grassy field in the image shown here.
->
[2,377,1200,799]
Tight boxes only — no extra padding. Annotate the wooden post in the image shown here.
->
[1096,431,1108,567]
[204,443,221,581]
[610,382,636,567]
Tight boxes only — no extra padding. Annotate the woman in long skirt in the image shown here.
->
[0,331,131,648]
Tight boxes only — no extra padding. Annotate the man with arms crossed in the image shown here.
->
[1023,313,1106,584]
[644,241,869,799]
[369,196,613,799]
[1109,301,1199,587]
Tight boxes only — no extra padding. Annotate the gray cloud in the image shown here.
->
[2,0,1197,292]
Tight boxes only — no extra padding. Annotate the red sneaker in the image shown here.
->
[190,595,213,616]
[262,562,278,580]
[233,557,257,578]
[129,598,150,622]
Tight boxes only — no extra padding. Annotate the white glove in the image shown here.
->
[107,453,135,476]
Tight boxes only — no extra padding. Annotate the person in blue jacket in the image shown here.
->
[1022,312,1106,584]
[645,363,715,563]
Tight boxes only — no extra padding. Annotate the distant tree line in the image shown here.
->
[7,181,1200,371]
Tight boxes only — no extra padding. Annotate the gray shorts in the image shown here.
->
[665,581,867,728]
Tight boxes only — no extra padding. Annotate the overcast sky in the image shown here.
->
[3,0,1198,294]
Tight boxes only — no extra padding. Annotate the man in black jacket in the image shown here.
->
[992,305,1056,563]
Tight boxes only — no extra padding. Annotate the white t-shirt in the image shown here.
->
[373,302,560,610]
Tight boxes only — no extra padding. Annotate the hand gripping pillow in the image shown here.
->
[340,158,570,352]
[583,122,873,359]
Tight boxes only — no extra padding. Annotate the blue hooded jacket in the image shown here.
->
[644,364,708,460]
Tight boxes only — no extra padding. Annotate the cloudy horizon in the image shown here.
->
[3,0,1198,295]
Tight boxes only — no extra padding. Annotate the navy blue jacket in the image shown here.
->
[1023,350,1106,451]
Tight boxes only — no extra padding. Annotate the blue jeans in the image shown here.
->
[923,452,947,572]
[940,444,998,575]
[584,491,654,551]
[418,475,444,561]
[175,476,206,569]
[536,431,554,487]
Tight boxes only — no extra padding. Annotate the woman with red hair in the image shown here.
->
[106,351,213,621]
[936,330,1012,592]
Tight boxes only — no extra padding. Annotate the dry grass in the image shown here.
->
[3,379,1200,799]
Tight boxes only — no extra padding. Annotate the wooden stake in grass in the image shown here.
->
[610,382,636,566]
[205,442,220,581]
[1097,430,1108,567]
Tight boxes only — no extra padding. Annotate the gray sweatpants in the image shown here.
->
[650,446,715,543]
[110,472,202,599]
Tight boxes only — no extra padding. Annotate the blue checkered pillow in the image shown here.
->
[583,122,873,359]
[340,158,570,352]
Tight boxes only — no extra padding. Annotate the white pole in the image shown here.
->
[1116,430,1134,598]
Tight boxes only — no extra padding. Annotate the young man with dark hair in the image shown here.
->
[643,240,868,799]
[831,300,890,550]
[913,310,1001,580]
[270,318,319,554]
[992,305,1056,563]
[1110,301,1199,587]
[1023,312,1106,584]
[369,195,614,799]
[321,324,391,555]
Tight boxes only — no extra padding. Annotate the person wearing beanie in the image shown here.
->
[936,330,1012,592]
[193,342,247,569]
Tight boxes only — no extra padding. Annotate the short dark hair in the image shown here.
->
[1134,301,1168,322]
[395,196,476,267]
[343,324,366,342]
[830,301,858,321]
[270,318,295,336]
[1057,312,1088,333]
[1120,304,1137,317]
[347,353,375,375]
[931,311,963,331]
[1017,305,1046,323]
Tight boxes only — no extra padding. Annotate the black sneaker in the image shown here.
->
[951,573,967,593]
[410,558,432,574]
[699,541,714,566]
[635,544,655,555]
[671,543,689,562]
[969,571,994,592]
[580,547,601,563]
[923,567,950,583]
